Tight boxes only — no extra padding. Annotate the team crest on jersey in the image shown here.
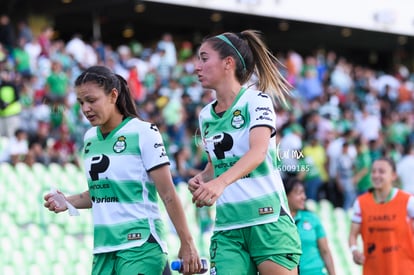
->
[113,136,127,153]
[303,221,312,230]
[231,110,245,129]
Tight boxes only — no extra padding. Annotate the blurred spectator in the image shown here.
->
[36,56,52,91]
[49,125,79,167]
[368,138,384,162]
[49,99,74,140]
[12,36,31,78]
[384,142,403,164]
[326,129,357,180]
[161,83,186,147]
[330,57,353,95]
[115,44,133,78]
[150,46,171,86]
[296,55,323,101]
[355,107,382,142]
[18,74,38,133]
[157,33,177,68]
[67,101,90,150]
[142,67,158,95]
[91,39,106,64]
[65,33,86,67]
[83,39,98,69]
[384,111,411,147]
[106,50,128,80]
[0,67,22,138]
[16,19,33,43]
[23,35,41,73]
[375,73,400,100]
[397,77,413,112]
[28,121,52,165]
[318,87,341,121]
[50,40,72,72]
[127,65,144,104]
[171,146,201,185]
[353,136,372,195]
[0,128,28,165]
[284,177,337,275]
[185,79,203,103]
[336,142,356,210]
[0,42,6,63]
[279,123,304,180]
[137,98,157,122]
[379,83,398,116]
[397,145,414,195]
[159,77,183,99]
[301,136,328,201]
[307,110,335,145]
[286,50,303,85]
[123,44,150,92]
[178,40,193,61]
[353,65,371,102]
[336,107,355,135]
[44,60,69,105]
[38,25,54,58]
[0,14,15,52]
[181,92,198,134]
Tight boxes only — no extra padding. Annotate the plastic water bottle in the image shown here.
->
[170,258,209,274]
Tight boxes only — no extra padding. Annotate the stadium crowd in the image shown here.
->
[1,14,414,209]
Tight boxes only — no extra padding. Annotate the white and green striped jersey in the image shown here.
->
[82,117,169,254]
[199,88,290,231]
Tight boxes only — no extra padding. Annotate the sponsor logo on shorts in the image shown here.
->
[259,207,274,215]
[127,233,141,240]
[210,262,217,275]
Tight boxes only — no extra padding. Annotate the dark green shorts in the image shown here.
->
[92,241,167,275]
[209,215,302,275]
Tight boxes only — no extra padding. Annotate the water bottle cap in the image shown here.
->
[171,260,181,271]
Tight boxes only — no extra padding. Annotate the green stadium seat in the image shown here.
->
[311,199,358,275]
[78,246,93,266]
[14,162,31,175]
[31,162,48,183]
[11,250,27,273]
[28,264,45,275]
[1,237,15,264]
[1,165,21,190]
[48,223,65,239]
[1,264,16,275]
[305,199,318,212]
[41,235,58,262]
[75,261,92,275]
[49,162,64,175]
[318,199,334,215]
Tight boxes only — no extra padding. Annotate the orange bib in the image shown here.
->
[359,190,414,275]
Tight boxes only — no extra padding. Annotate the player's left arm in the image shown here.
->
[150,165,201,273]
